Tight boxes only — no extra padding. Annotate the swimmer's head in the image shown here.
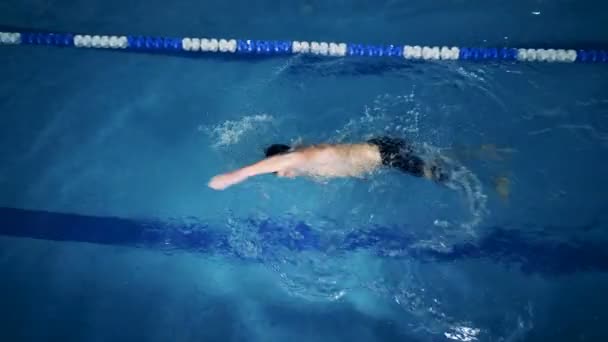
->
[264,144,291,158]
[264,144,292,176]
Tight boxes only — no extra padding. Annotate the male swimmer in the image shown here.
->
[208,137,448,190]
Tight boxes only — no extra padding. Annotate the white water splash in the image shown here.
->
[455,67,487,83]
[418,144,488,233]
[334,92,421,142]
[445,325,481,341]
[441,159,487,233]
[201,114,274,147]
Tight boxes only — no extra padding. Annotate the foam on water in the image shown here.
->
[201,114,274,147]
[334,91,421,143]
[420,145,488,234]
[444,325,481,341]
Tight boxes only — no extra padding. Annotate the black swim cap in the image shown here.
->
[264,144,291,157]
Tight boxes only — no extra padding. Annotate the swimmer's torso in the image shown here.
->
[291,143,382,178]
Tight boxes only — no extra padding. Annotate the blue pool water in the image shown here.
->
[1,0,608,341]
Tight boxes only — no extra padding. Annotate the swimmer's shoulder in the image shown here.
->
[295,142,373,156]
[290,144,341,164]
[293,143,334,153]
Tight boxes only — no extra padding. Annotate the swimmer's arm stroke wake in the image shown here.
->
[208,152,303,190]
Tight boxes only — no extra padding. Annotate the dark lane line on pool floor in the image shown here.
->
[0,207,606,276]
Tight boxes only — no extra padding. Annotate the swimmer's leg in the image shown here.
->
[493,174,511,202]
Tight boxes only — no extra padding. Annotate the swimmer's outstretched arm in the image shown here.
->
[208,153,303,190]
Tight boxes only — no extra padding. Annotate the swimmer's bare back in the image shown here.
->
[208,139,439,190]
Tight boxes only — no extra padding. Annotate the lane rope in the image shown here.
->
[1,29,607,63]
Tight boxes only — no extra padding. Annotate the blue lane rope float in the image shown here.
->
[1,29,608,63]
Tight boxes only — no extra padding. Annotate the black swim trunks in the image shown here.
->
[367,136,448,182]
[367,137,425,177]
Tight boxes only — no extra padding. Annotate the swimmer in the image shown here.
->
[208,137,448,190]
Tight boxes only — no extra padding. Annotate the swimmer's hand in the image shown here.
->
[208,172,245,190]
